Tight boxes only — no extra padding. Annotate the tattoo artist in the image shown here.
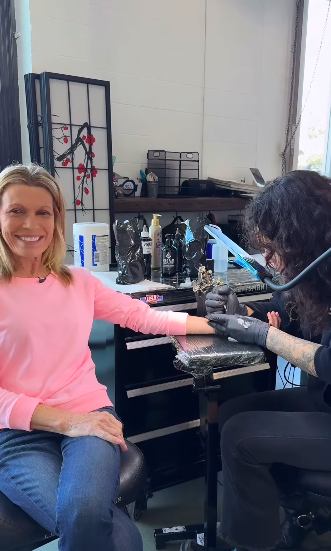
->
[183,171,331,551]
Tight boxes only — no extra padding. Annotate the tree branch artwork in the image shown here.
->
[54,121,98,212]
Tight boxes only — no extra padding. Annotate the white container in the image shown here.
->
[73,223,110,272]
[212,242,228,273]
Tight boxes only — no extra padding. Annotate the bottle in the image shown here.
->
[141,225,152,278]
[173,228,183,274]
[212,242,228,274]
[162,235,176,277]
[149,214,162,270]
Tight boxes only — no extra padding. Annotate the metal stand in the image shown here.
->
[154,375,221,550]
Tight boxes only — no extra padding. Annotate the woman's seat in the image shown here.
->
[0,440,147,551]
[275,464,331,549]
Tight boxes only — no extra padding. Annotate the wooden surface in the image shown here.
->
[114,196,249,213]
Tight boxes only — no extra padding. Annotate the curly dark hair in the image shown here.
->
[244,170,331,335]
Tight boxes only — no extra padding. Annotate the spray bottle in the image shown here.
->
[149,214,162,270]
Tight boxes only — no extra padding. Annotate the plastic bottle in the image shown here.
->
[162,235,176,277]
[149,214,162,270]
[173,228,183,274]
[141,225,152,278]
[212,242,228,273]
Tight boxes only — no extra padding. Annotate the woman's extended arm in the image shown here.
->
[92,275,214,336]
[266,327,319,377]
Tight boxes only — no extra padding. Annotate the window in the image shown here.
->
[297,0,331,174]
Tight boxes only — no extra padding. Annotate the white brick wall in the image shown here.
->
[21,0,295,198]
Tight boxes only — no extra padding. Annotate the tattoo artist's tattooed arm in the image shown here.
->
[266,327,321,377]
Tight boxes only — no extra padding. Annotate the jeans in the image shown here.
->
[0,406,143,551]
[218,388,331,551]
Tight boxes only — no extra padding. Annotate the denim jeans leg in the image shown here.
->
[0,429,61,534]
[56,407,142,551]
[0,406,143,551]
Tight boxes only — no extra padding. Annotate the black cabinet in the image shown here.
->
[113,289,273,493]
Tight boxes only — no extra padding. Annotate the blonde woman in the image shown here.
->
[0,164,213,551]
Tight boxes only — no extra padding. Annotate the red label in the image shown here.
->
[140,294,163,304]
[146,294,159,304]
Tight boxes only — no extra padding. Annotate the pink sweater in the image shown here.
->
[0,268,188,431]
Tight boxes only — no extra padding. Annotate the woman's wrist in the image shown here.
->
[30,405,72,434]
[186,315,215,335]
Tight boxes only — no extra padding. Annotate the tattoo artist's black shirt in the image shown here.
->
[246,292,331,412]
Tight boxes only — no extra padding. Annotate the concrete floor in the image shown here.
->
[40,475,331,551]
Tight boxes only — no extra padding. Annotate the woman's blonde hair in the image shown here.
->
[0,163,73,285]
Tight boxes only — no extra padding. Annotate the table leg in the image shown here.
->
[154,379,221,550]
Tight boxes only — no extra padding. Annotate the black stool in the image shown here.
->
[275,465,331,551]
[0,440,147,551]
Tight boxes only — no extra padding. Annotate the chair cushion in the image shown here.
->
[89,320,114,347]
[116,441,147,507]
[296,469,331,499]
[0,492,51,551]
[0,440,146,551]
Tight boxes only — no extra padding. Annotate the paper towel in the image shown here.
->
[73,223,110,272]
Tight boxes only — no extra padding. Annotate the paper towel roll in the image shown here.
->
[73,223,110,272]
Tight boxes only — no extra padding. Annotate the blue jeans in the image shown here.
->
[0,407,143,551]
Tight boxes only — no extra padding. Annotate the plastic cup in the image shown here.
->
[147,182,159,198]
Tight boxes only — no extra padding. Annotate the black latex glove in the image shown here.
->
[205,285,248,316]
[207,313,269,348]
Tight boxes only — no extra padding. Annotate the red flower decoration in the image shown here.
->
[76,200,81,206]
[87,174,91,179]
[66,158,70,163]
[64,126,68,131]
[78,163,85,175]
[93,169,98,178]
[85,135,91,145]
[63,137,68,144]
[92,135,96,144]
[92,152,95,158]
[76,176,81,181]
[62,161,66,166]
[84,187,89,195]
[82,135,86,141]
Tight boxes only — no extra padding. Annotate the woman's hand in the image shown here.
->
[64,411,127,451]
[31,406,127,451]
[267,311,281,329]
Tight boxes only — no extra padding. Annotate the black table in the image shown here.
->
[94,267,272,497]
[154,335,273,550]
